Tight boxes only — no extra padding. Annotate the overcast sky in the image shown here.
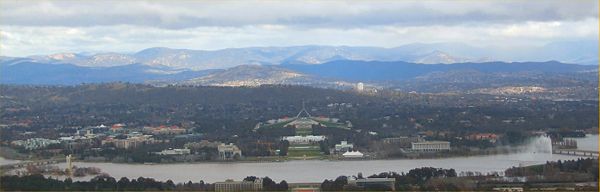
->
[0,0,598,56]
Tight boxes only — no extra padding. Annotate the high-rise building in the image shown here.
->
[356,82,365,92]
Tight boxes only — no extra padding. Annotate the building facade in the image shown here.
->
[155,148,191,155]
[383,136,423,148]
[347,178,396,191]
[11,138,60,150]
[335,141,354,152]
[143,125,187,135]
[214,179,262,192]
[342,151,364,158]
[285,118,320,129]
[218,143,242,160]
[411,141,451,151]
[467,133,499,143]
[282,135,326,144]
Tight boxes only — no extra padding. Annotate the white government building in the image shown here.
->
[155,148,191,155]
[411,141,451,151]
[342,150,364,158]
[282,135,326,144]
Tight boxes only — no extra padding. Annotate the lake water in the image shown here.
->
[56,135,597,183]
[6,135,598,183]
[567,134,599,151]
[0,157,22,166]
[58,152,580,183]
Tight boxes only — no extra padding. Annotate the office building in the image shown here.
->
[383,136,423,148]
[347,178,396,191]
[411,141,451,151]
[334,141,354,152]
[214,179,262,192]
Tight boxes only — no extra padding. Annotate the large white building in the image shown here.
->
[11,138,60,150]
[282,135,326,144]
[285,117,320,129]
[335,141,354,152]
[218,143,242,160]
[411,141,451,151]
[342,150,364,158]
[155,148,191,155]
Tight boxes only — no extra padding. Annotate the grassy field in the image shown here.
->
[287,149,322,157]
[287,144,322,157]
[315,120,351,130]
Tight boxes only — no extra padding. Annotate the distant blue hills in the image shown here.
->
[0,58,595,86]
[282,60,596,82]
[0,61,218,85]
[4,42,597,71]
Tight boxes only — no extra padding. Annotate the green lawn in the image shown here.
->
[287,149,322,157]
[315,120,351,130]
[287,143,322,157]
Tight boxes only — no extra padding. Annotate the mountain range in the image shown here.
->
[2,58,596,92]
[0,61,217,85]
[3,41,597,71]
[1,42,597,98]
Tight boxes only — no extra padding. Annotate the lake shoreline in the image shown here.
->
[70,145,526,165]
[4,133,596,183]
[43,152,584,183]
[2,134,596,167]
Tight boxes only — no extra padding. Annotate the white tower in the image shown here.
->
[66,154,73,177]
[356,82,364,92]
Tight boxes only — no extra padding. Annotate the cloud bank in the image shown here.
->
[0,0,597,56]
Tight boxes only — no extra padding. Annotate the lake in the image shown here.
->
[567,134,599,151]
[57,152,581,183]
[5,135,597,183]
[57,135,598,183]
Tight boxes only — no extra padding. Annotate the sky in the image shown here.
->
[0,0,598,57]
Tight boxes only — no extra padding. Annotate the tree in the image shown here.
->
[319,140,330,155]
[64,177,73,188]
[278,180,288,191]
[117,177,130,191]
[262,177,277,191]
[279,140,289,156]
[244,176,258,182]
[164,180,175,190]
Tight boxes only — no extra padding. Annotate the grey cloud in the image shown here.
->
[0,0,597,29]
